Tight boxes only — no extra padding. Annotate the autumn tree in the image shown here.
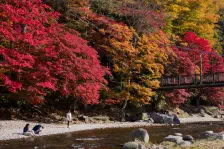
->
[158,0,222,49]
[0,0,108,104]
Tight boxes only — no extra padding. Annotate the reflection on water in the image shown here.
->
[0,122,223,149]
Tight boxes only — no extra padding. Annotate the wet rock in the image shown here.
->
[130,128,149,143]
[178,141,191,147]
[122,142,146,149]
[164,135,183,143]
[183,135,194,141]
[174,133,182,136]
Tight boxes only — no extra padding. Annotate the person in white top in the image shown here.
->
[66,110,72,128]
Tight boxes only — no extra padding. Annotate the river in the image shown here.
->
[0,122,223,149]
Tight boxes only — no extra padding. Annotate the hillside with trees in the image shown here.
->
[0,0,224,120]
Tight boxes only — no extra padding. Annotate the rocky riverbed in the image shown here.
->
[0,115,222,141]
[123,128,224,149]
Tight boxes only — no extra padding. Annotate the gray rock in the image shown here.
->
[149,113,173,124]
[199,131,213,139]
[206,131,214,133]
[183,135,194,141]
[164,135,183,143]
[122,142,146,149]
[149,112,180,124]
[215,133,224,140]
[130,128,149,143]
[199,131,224,140]
[178,141,191,147]
[174,133,182,136]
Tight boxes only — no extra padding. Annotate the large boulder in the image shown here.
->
[130,128,149,143]
[164,135,183,144]
[149,112,164,123]
[149,112,180,124]
[183,135,194,141]
[122,142,146,149]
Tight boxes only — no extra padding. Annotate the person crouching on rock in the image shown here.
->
[23,123,34,136]
[32,124,44,134]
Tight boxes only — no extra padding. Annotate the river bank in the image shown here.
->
[0,116,222,141]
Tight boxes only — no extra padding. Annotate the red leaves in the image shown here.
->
[165,89,191,106]
[0,0,108,104]
[2,75,22,93]
[184,32,212,52]
[36,82,57,91]
[103,98,120,105]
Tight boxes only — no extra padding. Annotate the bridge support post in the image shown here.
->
[200,54,203,85]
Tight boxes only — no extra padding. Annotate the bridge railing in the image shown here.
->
[160,72,224,87]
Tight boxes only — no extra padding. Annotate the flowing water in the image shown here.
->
[0,122,223,149]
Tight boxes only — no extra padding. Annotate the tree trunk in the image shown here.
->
[196,97,200,107]
[120,99,128,122]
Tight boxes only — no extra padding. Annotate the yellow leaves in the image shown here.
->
[147,80,160,89]
[128,82,155,104]
[159,0,221,47]
[90,16,171,105]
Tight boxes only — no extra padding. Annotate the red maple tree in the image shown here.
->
[0,0,108,104]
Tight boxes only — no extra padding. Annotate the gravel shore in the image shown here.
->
[0,117,222,141]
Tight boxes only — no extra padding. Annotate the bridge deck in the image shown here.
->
[159,73,224,90]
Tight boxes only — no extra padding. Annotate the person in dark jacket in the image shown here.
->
[32,124,44,134]
[23,123,29,133]
[23,123,34,136]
